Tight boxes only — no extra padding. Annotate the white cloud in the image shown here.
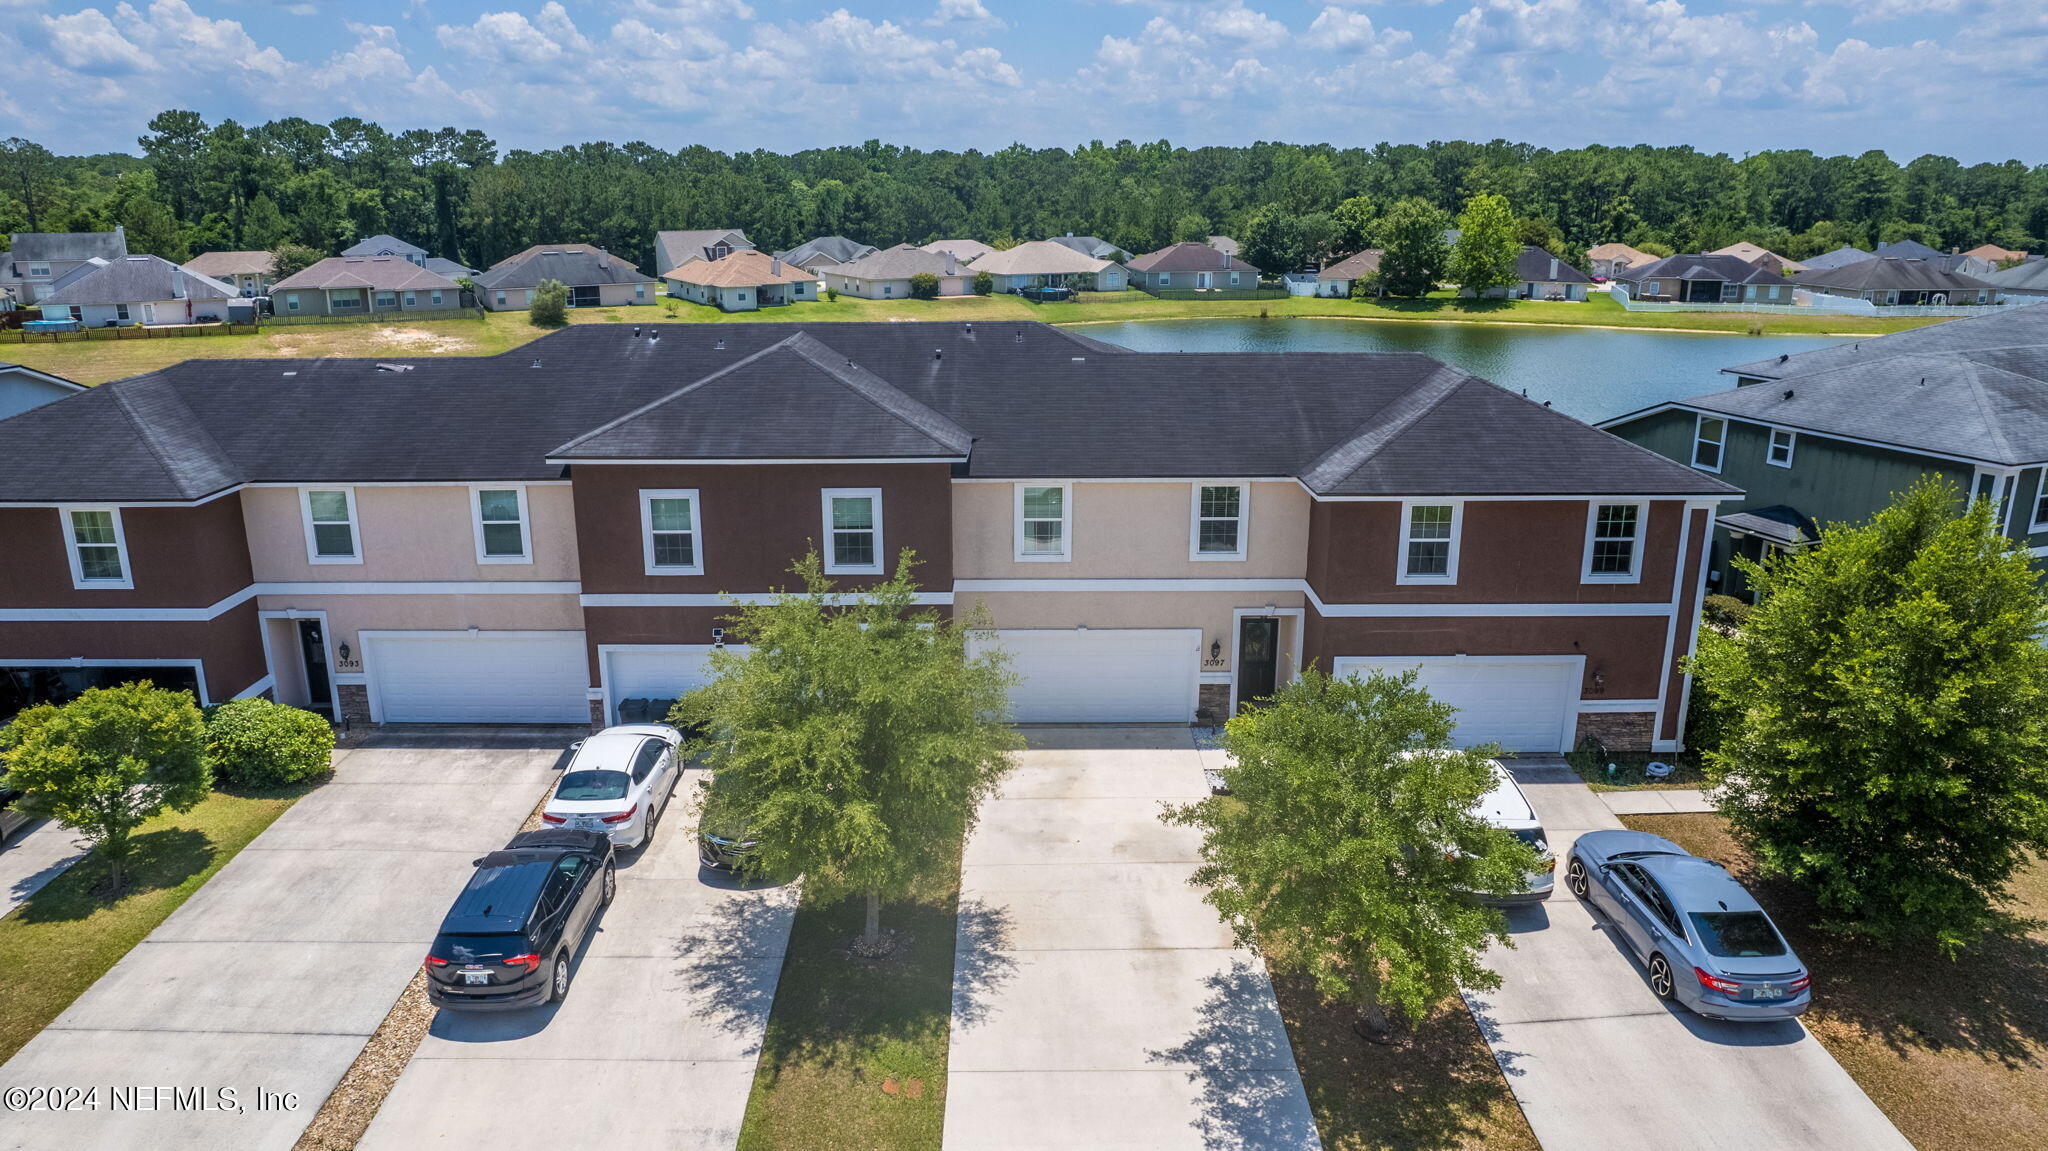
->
[926,0,1004,32]
[1308,7,1413,54]
[1199,2,1287,48]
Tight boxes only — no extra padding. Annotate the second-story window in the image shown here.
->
[641,489,703,575]
[62,506,131,589]
[1692,415,1726,472]
[821,488,884,575]
[302,488,359,564]
[1767,429,1796,468]
[474,487,529,563]
[1584,502,1646,583]
[1191,484,1247,560]
[1399,502,1461,583]
[1016,484,1071,561]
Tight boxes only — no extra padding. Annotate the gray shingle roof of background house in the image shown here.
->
[6,230,128,263]
[273,257,462,293]
[0,322,1729,502]
[40,256,235,306]
[1723,300,2048,382]
[1796,246,1873,272]
[1619,253,1781,286]
[1318,250,1383,280]
[342,234,427,258]
[475,245,650,290]
[1516,246,1590,283]
[1982,261,2048,293]
[1789,256,1992,293]
[775,236,877,269]
[1047,235,1127,261]
[655,229,752,274]
[826,244,970,281]
[1125,242,1261,275]
[920,239,994,262]
[183,250,275,279]
[425,257,477,279]
[1207,236,1240,257]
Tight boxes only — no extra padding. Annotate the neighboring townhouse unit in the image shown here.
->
[656,229,753,274]
[37,255,236,326]
[0,322,1732,754]
[1601,302,2048,597]
[1709,242,1805,276]
[0,363,83,422]
[970,241,1126,293]
[2,227,127,304]
[822,244,973,299]
[663,250,817,310]
[341,235,429,266]
[1315,250,1382,298]
[776,236,879,274]
[475,244,659,310]
[183,250,277,296]
[1788,256,1996,307]
[1586,242,1659,279]
[270,257,464,317]
[1619,253,1790,304]
[1125,242,1263,292]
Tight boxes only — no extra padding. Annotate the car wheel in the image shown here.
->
[1567,857,1590,899]
[549,952,572,1003]
[601,860,616,906]
[1647,954,1677,1001]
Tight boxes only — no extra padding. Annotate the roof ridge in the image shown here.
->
[1298,365,1471,491]
[1957,361,2019,461]
[548,333,808,457]
[781,334,974,453]
[103,375,236,499]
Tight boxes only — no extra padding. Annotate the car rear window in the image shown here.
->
[556,770,630,801]
[432,933,529,963]
[1509,827,1549,851]
[1688,911,1787,958]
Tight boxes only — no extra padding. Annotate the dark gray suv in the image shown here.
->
[425,829,616,1011]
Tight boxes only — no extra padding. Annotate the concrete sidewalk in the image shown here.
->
[1,817,88,918]
[358,765,796,1151]
[0,728,576,1151]
[1469,761,1910,1151]
[1599,788,1716,816]
[942,728,1322,1151]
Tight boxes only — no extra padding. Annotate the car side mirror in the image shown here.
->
[471,858,485,868]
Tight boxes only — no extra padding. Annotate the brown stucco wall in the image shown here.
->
[0,495,253,609]
[1660,505,1712,742]
[1303,611,1671,701]
[0,600,268,702]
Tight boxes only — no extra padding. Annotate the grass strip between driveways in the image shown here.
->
[0,783,314,1064]
[736,849,961,1151]
[1620,812,2048,1151]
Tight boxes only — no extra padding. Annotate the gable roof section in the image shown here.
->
[1797,246,1874,271]
[425,256,477,279]
[0,362,85,392]
[920,239,993,261]
[273,256,462,293]
[1725,300,2048,382]
[1125,242,1261,275]
[1319,250,1383,280]
[183,251,275,278]
[6,231,127,263]
[342,234,427,258]
[1789,256,1991,293]
[41,256,235,305]
[829,244,969,281]
[1874,239,1944,260]
[475,245,649,290]
[1966,244,2028,264]
[1620,253,1780,286]
[1982,260,2048,292]
[1586,242,1657,268]
[663,249,817,287]
[1046,235,1126,261]
[969,240,1117,276]
[775,236,877,269]
[656,229,752,273]
[1710,242,1804,272]
[1515,246,1590,283]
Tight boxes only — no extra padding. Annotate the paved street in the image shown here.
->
[1468,760,1911,1151]
[942,728,1322,1151]
[0,728,575,1151]
[1,816,88,918]
[358,764,796,1151]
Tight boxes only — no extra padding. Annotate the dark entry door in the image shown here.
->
[298,620,333,713]
[1236,617,1279,707]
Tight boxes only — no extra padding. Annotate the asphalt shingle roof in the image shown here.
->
[1788,256,1992,293]
[40,256,235,305]
[1318,250,1382,280]
[183,251,275,278]
[774,236,877,269]
[825,244,970,281]
[662,249,816,288]
[969,241,1119,277]
[1125,242,1261,275]
[655,230,752,273]
[272,257,462,293]
[1724,301,2048,381]
[342,235,427,258]
[1978,260,2048,292]
[6,231,127,263]
[1515,246,1590,284]
[475,245,650,290]
[1796,246,1874,272]
[1618,253,1781,286]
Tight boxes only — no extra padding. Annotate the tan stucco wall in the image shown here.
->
[598,281,658,306]
[241,484,581,582]
[958,588,1306,679]
[952,479,1309,579]
[253,593,584,659]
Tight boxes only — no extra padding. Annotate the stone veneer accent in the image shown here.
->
[1196,683,1231,724]
[589,697,608,733]
[1573,710,1655,752]
[337,683,371,727]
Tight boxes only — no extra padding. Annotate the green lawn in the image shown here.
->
[1562,747,1708,792]
[0,783,315,1063]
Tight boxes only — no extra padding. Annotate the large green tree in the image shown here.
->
[1692,480,2048,954]
[1448,192,1520,297]
[1376,197,1452,297]
[1165,668,1538,1035]
[0,683,209,892]
[673,552,1019,950]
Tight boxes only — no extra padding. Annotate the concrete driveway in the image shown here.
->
[1,816,88,918]
[0,727,576,1151]
[358,763,796,1151]
[943,728,1322,1151]
[1467,761,1912,1151]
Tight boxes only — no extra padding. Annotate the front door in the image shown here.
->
[140,302,156,324]
[1236,617,1279,709]
[298,620,333,714]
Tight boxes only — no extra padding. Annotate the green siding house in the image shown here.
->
[1601,302,2048,596]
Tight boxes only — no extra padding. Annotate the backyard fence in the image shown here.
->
[264,305,484,326]
[1142,287,1290,301]
[1,322,261,345]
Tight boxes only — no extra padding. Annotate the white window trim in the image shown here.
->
[1691,414,1726,474]
[1766,428,1796,469]
[1188,482,1250,562]
[59,505,134,590]
[2030,482,2048,534]
[471,484,531,565]
[820,487,885,575]
[1582,500,1650,585]
[640,488,704,576]
[300,487,362,565]
[1396,500,1463,585]
[1014,482,1073,563]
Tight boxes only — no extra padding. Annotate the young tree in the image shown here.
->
[1375,197,1451,297]
[1165,668,1538,1036]
[908,271,939,300]
[1448,193,1520,298]
[673,551,1019,951]
[529,278,569,326]
[0,683,209,892]
[1692,480,2048,954]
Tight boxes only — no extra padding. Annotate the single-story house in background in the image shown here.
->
[970,240,1126,293]
[656,229,752,275]
[1618,253,1790,304]
[270,256,464,317]
[183,250,276,296]
[37,255,236,326]
[1125,241,1261,292]
[1981,259,2048,301]
[921,239,995,262]
[1965,243,2029,266]
[1047,234,1130,262]
[426,256,478,280]
[0,362,84,422]
[776,236,878,274]
[1586,242,1659,279]
[1315,249,1382,297]
[1,227,127,304]
[1798,246,1874,272]
[1788,256,1995,306]
[1710,241,1805,275]
[1502,246,1593,300]
[1207,236,1241,258]
[475,244,659,310]
[822,244,973,299]
[663,249,817,311]
[1874,239,1995,277]
[342,235,429,266]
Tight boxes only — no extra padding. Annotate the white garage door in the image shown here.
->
[976,629,1200,723]
[1330,656,1579,753]
[603,645,747,717]
[366,631,588,724]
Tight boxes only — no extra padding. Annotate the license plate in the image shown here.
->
[463,970,491,985]
[573,817,602,830]
[1751,986,1783,1000]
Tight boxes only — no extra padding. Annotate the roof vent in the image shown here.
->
[1014,331,1023,343]
[1072,356,1085,362]
[935,348,943,360]
[281,370,298,377]
[531,357,542,368]
[375,362,415,373]
[964,322,973,335]
[1543,400,1552,408]
[714,338,724,350]
[1778,353,1788,363]
[1783,389,1794,400]
[632,327,641,337]
[649,330,659,343]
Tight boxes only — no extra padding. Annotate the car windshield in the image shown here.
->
[555,770,630,801]
[1688,911,1788,958]
[434,933,529,963]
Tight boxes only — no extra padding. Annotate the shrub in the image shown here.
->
[909,272,939,300]
[1701,593,1752,628]
[205,699,335,789]
[529,278,569,327]
[824,287,839,302]
[972,270,994,296]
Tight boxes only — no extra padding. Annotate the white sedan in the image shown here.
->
[540,724,684,849]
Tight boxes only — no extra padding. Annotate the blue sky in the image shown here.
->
[1,1,2042,162]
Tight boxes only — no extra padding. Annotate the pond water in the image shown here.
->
[1080,318,1848,424]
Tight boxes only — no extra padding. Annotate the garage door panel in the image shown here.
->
[368,632,587,724]
[976,629,1199,724]
[1330,656,1577,753]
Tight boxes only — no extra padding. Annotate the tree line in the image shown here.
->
[1,111,2043,279]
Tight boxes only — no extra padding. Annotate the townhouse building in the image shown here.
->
[0,323,1733,752]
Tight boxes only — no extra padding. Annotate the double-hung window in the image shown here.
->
[1691,415,1726,472]
[302,488,360,563]
[1190,483,1247,560]
[822,488,883,574]
[61,506,131,589]
[1584,502,1647,583]
[473,486,529,563]
[1015,483,1071,561]
[403,291,416,307]
[1398,502,1461,583]
[641,489,703,575]
[430,290,443,305]
[1766,428,1795,468]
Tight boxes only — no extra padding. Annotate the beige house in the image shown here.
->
[1316,250,1382,297]
[183,250,276,296]
[475,244,659,311]
[1586,242,1659,279]
[271,257,465,317]
[969,240,1126,293]
[664,249,818,311]
[823,244,974,299]
[1710,242,1805,276]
